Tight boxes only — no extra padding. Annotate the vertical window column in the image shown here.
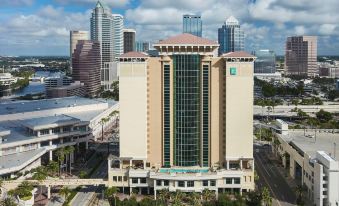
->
[202,64,209,167]
[163,64,171,167]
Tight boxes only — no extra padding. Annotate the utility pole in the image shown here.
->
[334,142,336,159]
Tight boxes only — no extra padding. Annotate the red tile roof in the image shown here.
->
[119,51,149,58]
[222,51,255,58]
[156,33,218,45]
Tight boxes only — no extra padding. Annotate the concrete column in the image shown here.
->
[119,160,122,169]
[143,160,146,169]
[129,187,132,195]
[240,160,243,170]
[47,186,51,199]
[85,141,88,150]
[49,129,52,135]
[226,161,230,170]
[147,187,150,195]
[49,150,53,161]
[153,179,157,199]
[60,138,63,144]
[129,160,132,167]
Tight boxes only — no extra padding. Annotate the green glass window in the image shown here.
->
[202,64,209,167]
[163,64,171,167]
[173,55,201,167]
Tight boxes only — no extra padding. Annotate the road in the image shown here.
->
[254,143,297,206]
[71,159,108,206]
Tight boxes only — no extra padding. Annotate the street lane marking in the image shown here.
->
[255,154,282,206]
[256,154,272,177]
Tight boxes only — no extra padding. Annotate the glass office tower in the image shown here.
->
[218,16,244,55]
[253,50,276,73]
[90,1,124,65]
[183,14,202,37]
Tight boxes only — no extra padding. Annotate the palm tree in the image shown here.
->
[295,185,304,205]
[99,117,109,141]
[32,166,48,198]
[171,190,185,206]
[55,148,65,176]
[261,187,272,206]
[329,120,337,133]
[266,106,272,122]
[189,192,202,206]
[46,161,59,177]
[202,188,215,203]
[158,188,170,205]
[0,197,17,206]
[0,178,3,194]
[64,146,75,175]
[59,187,71,200]
[104,187,119,206]
[109,110,119,129]
[9,181,34,201]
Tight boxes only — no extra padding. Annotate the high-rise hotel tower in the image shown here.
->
[109,33,256,196]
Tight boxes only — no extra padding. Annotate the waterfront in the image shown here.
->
[0,71,62,99]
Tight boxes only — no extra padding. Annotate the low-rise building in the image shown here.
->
[0,97,118,177]
[46,81,86,98]
[44,75,73,89]
[272,122,339,206]
[0,73,17,86]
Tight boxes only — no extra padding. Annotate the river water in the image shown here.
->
[0,71,62,99]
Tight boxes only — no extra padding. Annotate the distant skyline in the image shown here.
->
[0,0,338,56]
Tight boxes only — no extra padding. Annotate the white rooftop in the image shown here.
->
[20,115,81,130]
[0,148,47,175]
[282,131,339,160]
[0,96,116,116]
[226,16,239,26]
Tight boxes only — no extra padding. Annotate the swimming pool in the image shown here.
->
[159,168,209,173]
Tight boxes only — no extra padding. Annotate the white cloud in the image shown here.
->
[1,0,339,55]
[124,0,339,55]
[54,0,130,8]
[319,24,337,36]
[294,26,306,35]
[0,0,34,7]
[0,5,91,55]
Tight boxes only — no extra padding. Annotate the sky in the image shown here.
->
[0,0,339,56]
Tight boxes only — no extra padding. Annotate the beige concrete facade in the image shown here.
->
[111,35,256,196]
[119,61,148,160]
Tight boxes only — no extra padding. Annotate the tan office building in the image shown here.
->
[285,36,317,77]
[70,31,89,74]
[72,40,101,97]
[109,33,255,196]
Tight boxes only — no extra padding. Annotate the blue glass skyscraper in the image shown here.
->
[183,14,202,37]
[218,16,244,55]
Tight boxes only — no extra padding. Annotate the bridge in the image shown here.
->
[2,178,108,199]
